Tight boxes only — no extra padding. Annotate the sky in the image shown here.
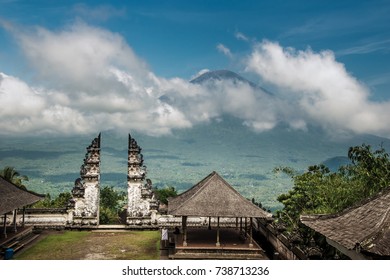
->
[0,0,390,138]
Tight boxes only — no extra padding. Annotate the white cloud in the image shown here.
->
[245,40,390,137]
[2,22,390,139]
[235,31,249,42]
[159,77,278,132]
[216,43,233,58]
[0,73,90,135]
[0,22,193,136]
[16,22,150,93]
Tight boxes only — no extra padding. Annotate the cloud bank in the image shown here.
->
[1,22,193,136]
[246,40,390,136]
[1,22,390,138]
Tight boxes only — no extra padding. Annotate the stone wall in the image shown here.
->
[1,211,246,230]
[1,208,70,229]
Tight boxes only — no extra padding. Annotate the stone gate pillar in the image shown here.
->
[69,133,101,227]
[127,134,158,226]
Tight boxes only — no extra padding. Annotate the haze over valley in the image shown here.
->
[1,71,389,211]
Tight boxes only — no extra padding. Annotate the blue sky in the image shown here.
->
[0,0,390,137]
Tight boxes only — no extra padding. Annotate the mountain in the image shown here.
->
[190,69,271,94]
[191,70,257,87]
[322,156,351,172]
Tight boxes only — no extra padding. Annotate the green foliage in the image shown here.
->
[344,144,390,195]
[153,186,178,204]
[0,166,29,189]
[99,207,120,225]
[99,186,126,224]
[33,192,72,208]
[274,144,390,257]
[275,144,390,228]
[251,197,271,212]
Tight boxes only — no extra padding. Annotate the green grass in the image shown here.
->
[16,230,161,260]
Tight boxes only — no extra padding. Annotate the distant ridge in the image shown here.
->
[190,70,255,86]
[190,69,271,94]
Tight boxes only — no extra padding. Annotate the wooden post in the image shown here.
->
[216,217,220,247]
[182,216,188,247]
[235,217,238,230]
[249,217,254,248]
[13,209,17,233]
[208,217,211,230]
[3,213,7,238]
[22,207,26,227]
[245,217,248,235]
[240,217,243,232]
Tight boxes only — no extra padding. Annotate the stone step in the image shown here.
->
[97,225,127,230]
[14,234,40,252]
[169,252,266,260]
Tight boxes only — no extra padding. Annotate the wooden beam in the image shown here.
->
[326,238,368,260]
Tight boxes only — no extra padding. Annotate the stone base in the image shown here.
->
[71,217,99,227]
[126,217,153,226]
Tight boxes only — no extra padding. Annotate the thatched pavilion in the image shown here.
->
[167,171,272,258]
[301,186,390,260]
[0,176,44,238]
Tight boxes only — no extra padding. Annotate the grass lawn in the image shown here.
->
[15,230,161,260]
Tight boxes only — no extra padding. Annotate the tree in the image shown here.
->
[274,144,390,257]
[33,192,72,208]
[344,144,390,196]
[275,144,390,227]
[0,166,29,189]
[153,186,177,205]
[99,186,126,224]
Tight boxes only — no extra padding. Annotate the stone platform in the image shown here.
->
[168,228,268,260]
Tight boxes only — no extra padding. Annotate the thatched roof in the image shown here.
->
[301,187,390,257]
[0,176,44,215]
[168,171,272,219]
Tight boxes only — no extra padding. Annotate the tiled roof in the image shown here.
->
[0,176,44,215]
[168,171,272,219]
[301,187,390,257]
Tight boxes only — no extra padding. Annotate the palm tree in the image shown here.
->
[0,166,29,189]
